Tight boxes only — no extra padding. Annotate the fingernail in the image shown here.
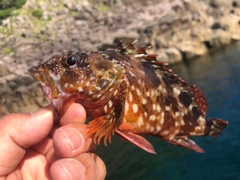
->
[58,127,84,152]
[55,159,85,180]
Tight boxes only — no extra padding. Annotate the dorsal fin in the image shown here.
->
[116,41,207,115]
[116,40,164,65]
[187,85,207,116]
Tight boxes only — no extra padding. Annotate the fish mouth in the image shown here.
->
[28,65,60,99]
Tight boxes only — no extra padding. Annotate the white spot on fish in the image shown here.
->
[161,130,169,136]
[131,85,135,91]
[104,105,108,113]
[137,115,143,127]
[132,103,138,113]
[108,100,113,108]
[151,90,156,97]
[150,127,154,132]
[89,90,94,95]
[158,85,163,91]
[156,125,161,132]
[114,90,118,96]
[129,92,133,102]
[181,120,185,125]
[86,81,90,86]
[146,123,151,131]
[64,82,68,88]
[165,106,170,111]
[152,104,156,111]
[146,91,150,97]
[95,86,101,91]
[175,112,180,117]
[90,77,95,81]
[136,88,141,96]
[198,116,206,126]
[77,86,83,92]
[195,126,201,131]
[142,98,147,105]
[175,121,179,127]
[173,87,180,95]
[149,115,156,121]
[125,101,129,112]
[160,113,165,124]
[144,111,148,118]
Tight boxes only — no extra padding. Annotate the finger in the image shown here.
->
[52,123,97,158]
[18,149,51,179]
[59,103,87,125]
[0,106,53,176]
[50,153,106,180]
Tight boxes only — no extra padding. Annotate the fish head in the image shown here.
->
[28,51,124,111]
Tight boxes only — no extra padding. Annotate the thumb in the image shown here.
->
[0,106,53,176]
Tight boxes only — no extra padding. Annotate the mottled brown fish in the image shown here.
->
[29,41,228,154]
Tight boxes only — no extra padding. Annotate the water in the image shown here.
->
[96,42,240,180]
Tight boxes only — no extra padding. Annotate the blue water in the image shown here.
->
[96,42,240,180]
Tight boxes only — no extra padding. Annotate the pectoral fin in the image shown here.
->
[87,115,116,146]
[115,129,157,154]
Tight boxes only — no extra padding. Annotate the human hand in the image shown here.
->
[0,103,106,180]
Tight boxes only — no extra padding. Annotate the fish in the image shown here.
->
[28,41,228,154]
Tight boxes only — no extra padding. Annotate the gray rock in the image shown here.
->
[210,0,233,8]
[0,79,11,95]
[165,47,182,63]
[233,0,240,7]
[0,62,10,77]
[208,29,231,47]
[157,52,169,63]
[177,40,207,60]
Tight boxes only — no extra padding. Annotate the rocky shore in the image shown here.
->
[1,0,240,116]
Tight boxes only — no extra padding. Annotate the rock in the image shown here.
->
[9,102,20,113]
[231,32,240,40]
[210,0,233,8]
[5,74,18,90]
[176,40,207,60]
[0,61,10,77]
[207,29,231,48]
[0,79,11,95]
[157,52,169,63]
[233,0,240,7]
[19,104,40,114]
[64,0,89,11]
[165,47,182,63]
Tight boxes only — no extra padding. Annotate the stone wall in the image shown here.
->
[1,0,240,117]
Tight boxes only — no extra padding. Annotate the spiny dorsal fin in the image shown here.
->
[116,41,207,115]
[116,40,161,64]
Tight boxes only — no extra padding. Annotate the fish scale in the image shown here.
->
[29,41,228,154]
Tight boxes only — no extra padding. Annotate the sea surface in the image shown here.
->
[96,42,240,180]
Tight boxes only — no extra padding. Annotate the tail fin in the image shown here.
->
[205,118,228,137]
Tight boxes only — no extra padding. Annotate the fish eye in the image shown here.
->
[66,56,77,66]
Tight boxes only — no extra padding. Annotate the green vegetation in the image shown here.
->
[32,9,43,19]
[97,2,110,12]
[0,0,26,21]
[2,46,11,54]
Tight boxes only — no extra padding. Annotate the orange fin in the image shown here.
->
[115,129,157,154]
[166,136,204,153]
[87,116,115,146]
